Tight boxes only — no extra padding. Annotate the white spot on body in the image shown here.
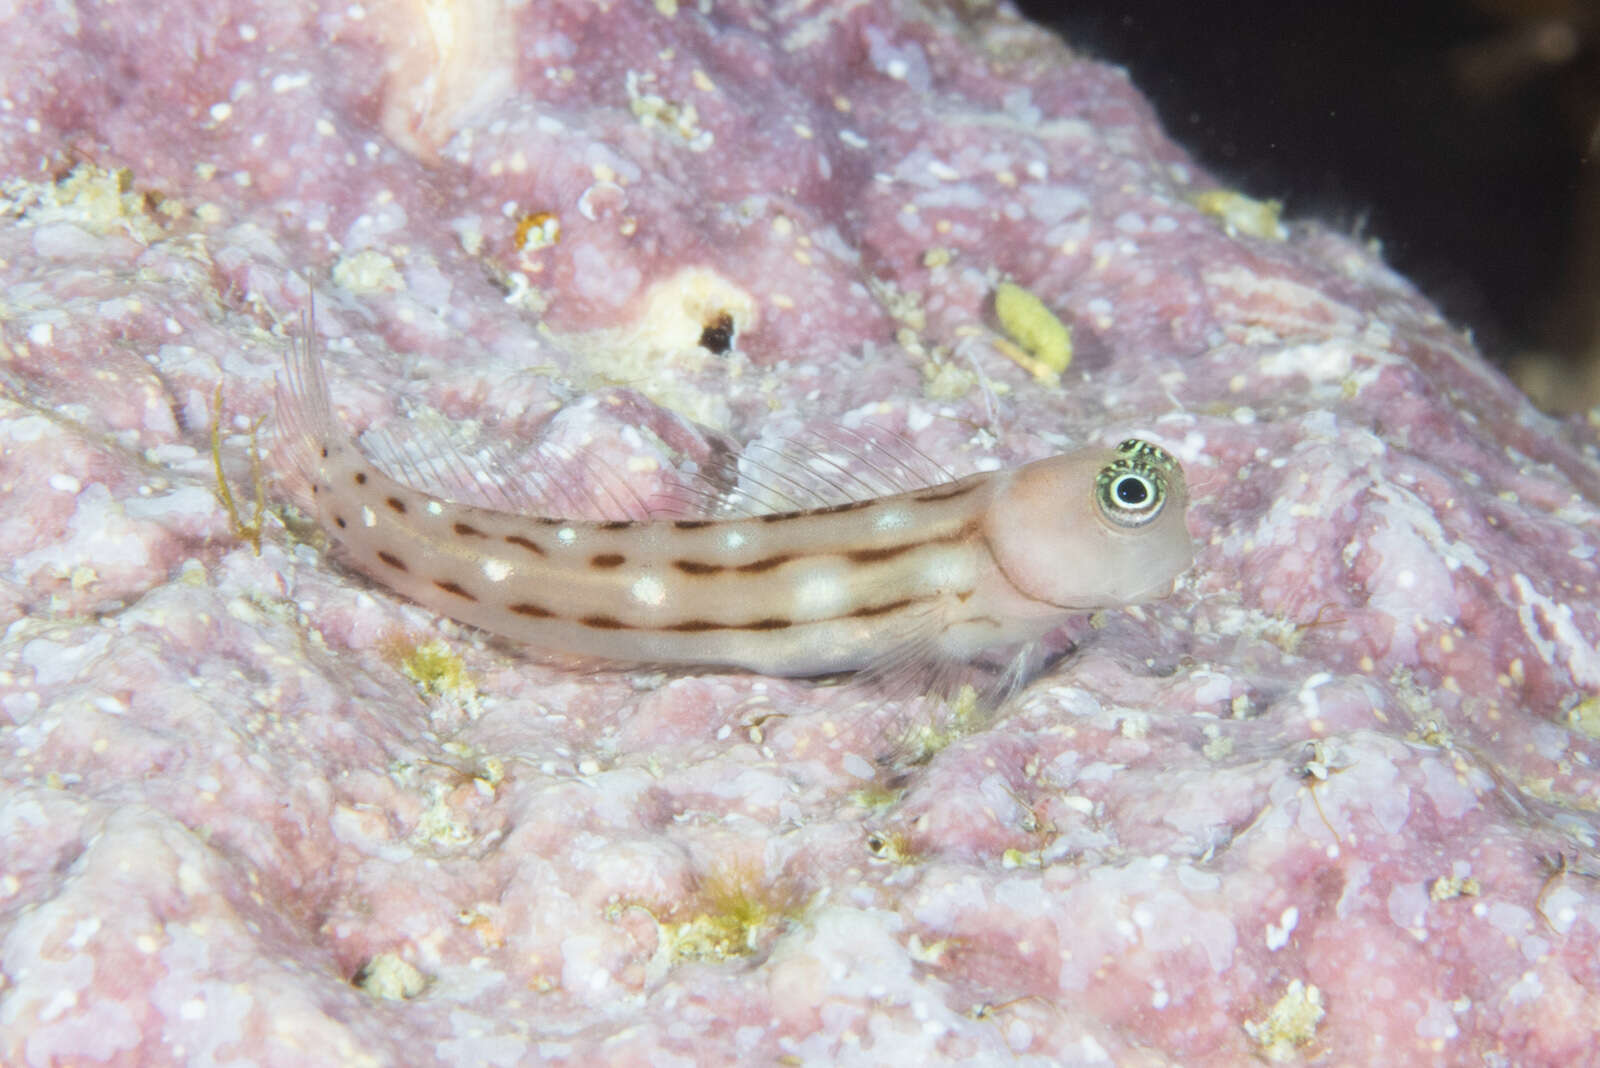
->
[793,568,848,616]
[631,575,667,606]
[482,558,512,583]
[557,527,577,545]
[920,547,977,591]
[723,529,747,551]
[427,500,444,516]
[874,509,911,532]
[361,505,377,528]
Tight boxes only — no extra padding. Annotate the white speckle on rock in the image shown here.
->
[840,753,874,780]
[1265,906,1298,950]
[1385,880,1430,936]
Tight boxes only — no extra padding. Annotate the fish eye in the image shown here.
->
[1095,450,1168,528]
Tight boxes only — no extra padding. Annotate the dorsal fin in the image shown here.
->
[679,422,960,518]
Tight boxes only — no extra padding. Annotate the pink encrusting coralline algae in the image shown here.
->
[2,1,1599,1065]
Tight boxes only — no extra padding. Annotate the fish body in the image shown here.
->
[276,328,1193,679]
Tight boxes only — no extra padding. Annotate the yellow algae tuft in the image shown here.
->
[655,863,806,965]
[0,162,164,243]
[1566,696,1600,740]
[514,211,561,252]
[895,683,983,763]
[1243,979,1325,1062]
[353,952,428,1000]
[394,638,477,702]
[864,829,918,865]
[1429,874,1481,902]
[994,282,1072,380]
[209,384,267,555]
[626,70,713,151]
[849,783,903,809]
[1191,189,1287,241]
[332,249,405,295]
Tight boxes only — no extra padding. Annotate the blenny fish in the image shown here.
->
[275,317,1192,689]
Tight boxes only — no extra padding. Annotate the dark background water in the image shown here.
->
[1015,0,1599,413]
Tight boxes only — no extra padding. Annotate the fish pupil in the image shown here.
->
[1115,475,1150,506]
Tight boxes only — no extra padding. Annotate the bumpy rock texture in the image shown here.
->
[4,1,1600,1064]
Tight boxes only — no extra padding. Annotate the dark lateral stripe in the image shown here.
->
[454,522,486,538]
[600,520,634,530]
[666,616,792,632]
[846,542,918,564]
[434,579,476,601]
[760,500,873,523]
[815,500,872,516]
[736,553,794,573]
[590,553,626,568]
[386,496,407,514]
[581,614,628,629]
[376,550,408,571]
[665,619,717,632]
[509,602,554,618]
[674,559,725,575]
[662,598,924,633]
[849,598,913,618]
[913,482,975,503]
[845,520,981,566]
[505,534,545,556]
[674,519,713,529]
